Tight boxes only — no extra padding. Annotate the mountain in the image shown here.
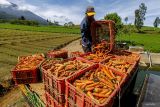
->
[0,11,17,19]
[0,3,48,25]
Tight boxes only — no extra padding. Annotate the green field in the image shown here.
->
[117,26,160,52]
[0,23,80,34]
[0,26,80,82]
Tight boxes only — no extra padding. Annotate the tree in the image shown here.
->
[124,17,128,24]
[134,3,147,32]
[53,21,59,26]
[104,13,123,33]
[64,21,74,27]
[19,16,25,20]
[153,17,160,28]
[68,21,74,26]
[64,23,68,26]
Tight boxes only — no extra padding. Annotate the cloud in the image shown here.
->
[7,0,84,25]
[6,0,160,26]
[0,0,11,5]
[86,0,94,3]
[18,4,38,11]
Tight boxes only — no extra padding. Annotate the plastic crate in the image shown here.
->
[44,84,65,104]
[47,50,68,59]
[91,20,115,52]
[70,51,84,58]
[12,67,39,85]
[39,58,63,82]
[41,57,94,104]
[42,57,93,94]
[45,91,64,107]
[101,56,137,75]
[112,50,140,61]
[65,64,127,107]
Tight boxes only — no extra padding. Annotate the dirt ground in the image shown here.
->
[0,39,83,107]
[62,39,83,55]
[0,87,30,107]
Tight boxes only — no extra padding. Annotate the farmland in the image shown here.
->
[0,27,80,82]
[0,23,80,34]
[0,23,160,82]
[117,26,160,52]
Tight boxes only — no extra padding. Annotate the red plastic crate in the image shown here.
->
[112,50,140,61]
[41,57,94,105]
[44,84,65,104]
[101,57,136,75]
[12,67,39,85]
[45,91,64,107]
[47,50,68,59]
[70,51,84,58]
[91,20,115,52]
[65,64,127,107]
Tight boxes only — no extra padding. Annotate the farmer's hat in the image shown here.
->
[86,6,96,16]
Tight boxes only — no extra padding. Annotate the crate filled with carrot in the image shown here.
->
[65,64,127,107]
[41,57,93,106]
[101,56,137,75]
[12,54,45,85]
[112,50,140,62]
[70,51,84,58]
[47,49,68,59]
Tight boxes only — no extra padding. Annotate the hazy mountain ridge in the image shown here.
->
[0,2,48,25]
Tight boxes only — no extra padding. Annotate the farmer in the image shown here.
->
[80,6,96,53]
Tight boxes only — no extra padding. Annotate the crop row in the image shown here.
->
[0,23,80,34]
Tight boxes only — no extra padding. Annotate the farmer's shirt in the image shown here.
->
[80,16,95,47]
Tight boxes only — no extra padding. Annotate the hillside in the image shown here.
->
[0,3,47,25]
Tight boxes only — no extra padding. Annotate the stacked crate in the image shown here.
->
[40,57,93,107]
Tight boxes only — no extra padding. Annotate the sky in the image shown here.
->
[0,0,160,26]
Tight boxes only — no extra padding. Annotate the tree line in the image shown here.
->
[104,3,159,33]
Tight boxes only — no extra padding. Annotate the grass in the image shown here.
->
[117,26,160,52]
[0,23,80,34]
[0,28,80,82]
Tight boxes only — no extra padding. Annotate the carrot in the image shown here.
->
[98,78,114,89]
[85,87,95,91]
[75,80,83,83]
[80,84,87,89]
[85,80,94,85]
[86,82,99,88]
[104,90,112,96]
[75,82,85,86]
[116,76,122,82]
[94,88,102,93]
[102,67,113,79]
[125,64,130,69]
[92,93,109,98]
[89,72,94,80]
[100,89,109,94]
[100,98,108,104]
[108,69,116,78]
[87,91,95,100]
